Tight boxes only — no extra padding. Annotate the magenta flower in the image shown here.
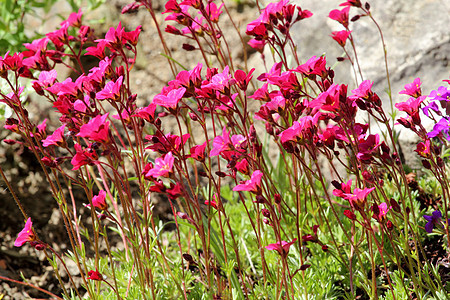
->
[265,238,297,257]
[77,113,110,143]
[247,39,266,53]
[293,55,327,78]
[210,127,245,157]
[331,30,351,47]
[202,66,235,93]
[415,140,432,159]
[123,25,142,46]
[91,190,107,211]
[14,218,35,247]
[372,202,391,222]
[42,124,66,147]
[395,96,425,116]
[189,141,207,162]
[344,187,375,211]
[153,86,186,110]
[133,103,157,122]
[233,170,263,194]
[329,6,350,28]
[34,69,57,88]
[279,115,318,144]
[205,2,223,23]
[96,76,123,101]
[399,77,422,98]
[71,144,98,170]
[61,9,83,27]
[357,134,380,161]
[145,152,175,178]
[87,270,103,281]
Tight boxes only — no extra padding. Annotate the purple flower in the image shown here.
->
[423,210,448,233]
[428,86,450,102]
[427,117,450,139]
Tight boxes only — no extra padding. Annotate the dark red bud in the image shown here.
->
[322,245,328,252]
[386,220,394,230]
[274,193,281,204]
[215,171,227,177]
[299,264,311,271]
[351,15,361,22]
[344,210,357,220]
[182,44,196,51]
[422,159,431,169]
[182,253,194,262]
[3,139,17,145]
[189,112,198,121]
[261,209,270,218]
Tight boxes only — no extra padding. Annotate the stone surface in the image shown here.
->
[291,0,450,170]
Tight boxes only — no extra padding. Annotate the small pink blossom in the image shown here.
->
[77,113,110,143]
[373,202,391,222]
[42,124,66,147]
[265,238,297,257]
[91,190,108,211]
[233,170,263,194]
[144,152,175,178]
[14,218,35,247]
[399,77,422,98]
[153,87,186,109]
[330,30,351,47]
[96,76,123,101]
[71,144,98,170]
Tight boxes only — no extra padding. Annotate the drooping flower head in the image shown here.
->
[265,238,297,258]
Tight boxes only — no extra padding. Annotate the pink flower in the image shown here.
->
[205,2,223,22]
[344,187,375,210]
[233,170,263,194]
[96,76,123,101]
[205,194,219,209]
[97,22,125,49]
[265,238,297,257]
[372,202,391,222]
[279,115,318,144]
[92,190,107,211]
[61,9,83,27]
[144,152,175,178]
[133,103,157,122]
[14,218,35,247]
[42,124,66,147]
[293,56,328,78]
[77,114,110,143]
[202,66,235,93]
[330,30,351,47]
[71,144,98,170]
[153,87,186,109]
[87,270,103,281]
[399,77,422,98]
[34,70,57,88]
[415,140,432,159]
[247,39,266,53]
[210,127,245,157]
[189,141,207,162]
[329,6,350,28]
